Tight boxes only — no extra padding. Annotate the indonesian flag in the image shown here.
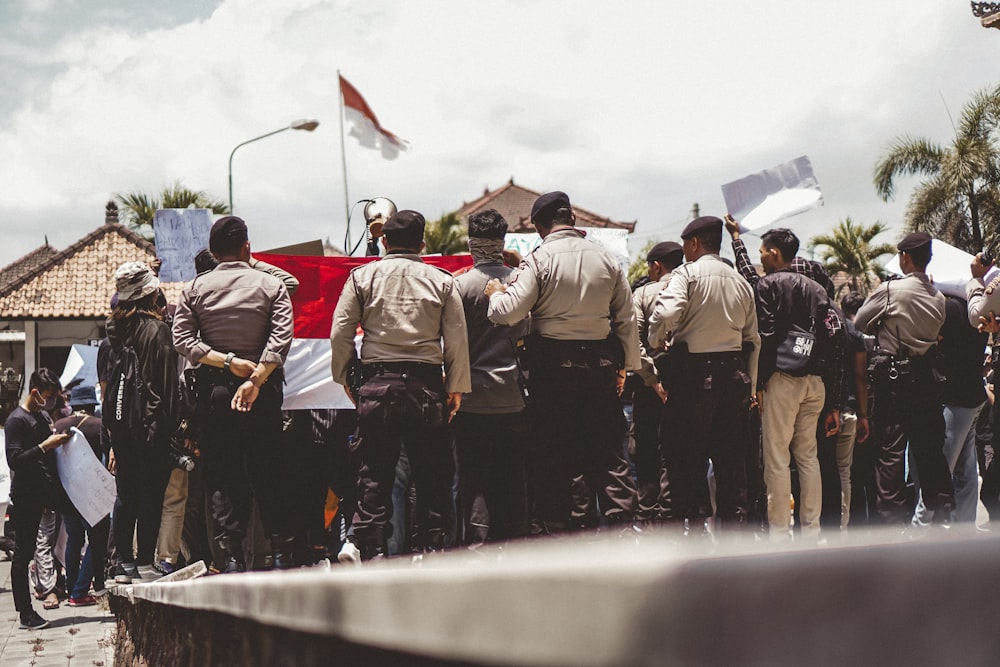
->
[339,74,409,159]
[255,253,472,409]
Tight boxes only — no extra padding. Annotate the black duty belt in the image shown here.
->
[361,361,442,380]
[688,351,743,363]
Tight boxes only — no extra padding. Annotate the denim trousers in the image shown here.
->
[913,403,984,524]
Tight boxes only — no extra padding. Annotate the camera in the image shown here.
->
[169,418,199,472]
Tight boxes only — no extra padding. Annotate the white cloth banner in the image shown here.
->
[281,338,356,410]
[504,229,630,269]
[55,428,116,526]
[883,238,978,300]
[722,155,823,231]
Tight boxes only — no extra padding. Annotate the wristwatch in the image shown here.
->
[224,352,235,372]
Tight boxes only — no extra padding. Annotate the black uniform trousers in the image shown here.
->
[530,365,636,532]
[662,352,751,524]
[631,383,671,520]
[352,365,454,556]
[452,411,530,544]
[197,368,288,547]
[10,497,47,613]
[870,365,954,522]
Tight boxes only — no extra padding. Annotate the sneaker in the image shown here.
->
[92,587,109,598]
[136,564,163,582]
[19,611,50,630]
[112,562,139,585]
[220,557,246,574]
[153,560,176,576]
[68,595,97,607]
[337,541,361,565]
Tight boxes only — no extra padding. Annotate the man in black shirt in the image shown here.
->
[4,368,70,630]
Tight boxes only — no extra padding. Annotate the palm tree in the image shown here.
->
[115,181,230,240]
[809,217,896,297]
[422,212,468,255]
[627,240,657,286]
[873,85,1000,254]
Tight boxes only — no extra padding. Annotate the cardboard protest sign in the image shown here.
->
[153,208,213,282]
[722,156,823,231]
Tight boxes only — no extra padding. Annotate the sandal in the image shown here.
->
[42,594,59,610]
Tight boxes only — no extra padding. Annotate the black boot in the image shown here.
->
[215,533,246,574]
[270,535,298,569]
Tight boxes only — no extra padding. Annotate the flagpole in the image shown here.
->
[337,69,351,243]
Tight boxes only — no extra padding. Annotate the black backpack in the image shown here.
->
[103,343,145,439]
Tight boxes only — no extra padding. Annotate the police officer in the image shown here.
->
[647,216,760,530]
[330,210,471,560]
[631,241,684,522]
[854,231,954,524]
[485,191,640,534]
[172,216,294,571]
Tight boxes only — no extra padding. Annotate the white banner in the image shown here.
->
[504,228,630,268]
[55,428,116,526]
[281,338,356,410]
[884,238,977,300]
[722,155,823,231]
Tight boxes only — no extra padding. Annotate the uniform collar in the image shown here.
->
[657,271,672,283]
[542,227,586,243]
[215,261,251,270]
[380,253,423,262]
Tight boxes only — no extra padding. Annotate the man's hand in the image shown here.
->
[979,311,1000,334]
[654,382,668,403]
[724,214,740,240]
[229,357,256,379]
[447,392,462,423]
[40,432,70,452]
[232,381,259,412]
[823,409,841,437]
[343,384,356,406]
[856,416,870,444]
[752,390,763,411]
[108,449,117,476]
[972,253,990,280]
[484,279,506,298]
[616,372,627,396]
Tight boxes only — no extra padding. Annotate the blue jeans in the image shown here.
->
[63,513,94,599]
[913,403,983,524]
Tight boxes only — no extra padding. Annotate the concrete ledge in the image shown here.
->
[113,529,1000,666]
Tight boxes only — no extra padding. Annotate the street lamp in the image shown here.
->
[228,118,320,213]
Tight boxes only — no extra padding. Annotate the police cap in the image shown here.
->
[681,216,723,240]
[383,210,426,235]
[897,231,932,252]
[530,191,571,226]
[646,241,683,264]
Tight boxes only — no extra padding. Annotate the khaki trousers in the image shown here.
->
[156,468,189,564]
[762,372,825,541]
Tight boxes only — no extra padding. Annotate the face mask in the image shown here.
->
[34,391,56,412]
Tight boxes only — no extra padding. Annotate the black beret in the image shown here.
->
[681,216,723,239]
[646,241,683,263]
[209,216,248,251]
[530,191,571,226]
[897,231,932,252]
[383,210,425,235]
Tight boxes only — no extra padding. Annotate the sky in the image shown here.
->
[1,0,999,269]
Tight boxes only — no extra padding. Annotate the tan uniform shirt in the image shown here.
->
[632,273,673,386]
[966,273,1000,327]
[648,254,760,389]
[173,261,293,367]
[486,228,641,370]
[329,253,472,394]
[855,272,945,356]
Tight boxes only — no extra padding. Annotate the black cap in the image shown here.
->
[530,191,571,226]
[897,231,932,252]
[209,216,248,253]
[681,216,723,239]
[646,241,683,264]
[383,210,425,236]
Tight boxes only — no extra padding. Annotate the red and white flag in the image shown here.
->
[339,74,409,159]
[254,253,472,410]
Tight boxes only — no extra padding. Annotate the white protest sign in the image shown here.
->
[884,238,975,300]
[153,208,214,282]
[55,428,116,526]
[722,156,823,231]
[0,430,10,506]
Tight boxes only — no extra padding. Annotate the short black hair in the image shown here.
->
[655,250,685,272]
[693,230,722,254]
[760,228,799,262]
[384,228,423,250]
[534,206,574,230]
[904,245,931,270]
[29,368,61,394]
[467,209,508,239]
[840,291,865,317]
[195,248,219,274]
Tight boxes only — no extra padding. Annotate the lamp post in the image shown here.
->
[228,118,320,213]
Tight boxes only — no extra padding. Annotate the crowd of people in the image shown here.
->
[6,190,1000,631]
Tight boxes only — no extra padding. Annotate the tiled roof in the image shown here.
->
[0,222,170,319]
[0,244,60,294]
[454,179,637,233]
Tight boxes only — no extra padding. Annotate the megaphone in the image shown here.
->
[363,197,397,241]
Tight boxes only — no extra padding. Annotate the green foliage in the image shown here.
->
[873,84,1000,253]
[115,180,230,240]
[808,217,896,297]
[627,240,657,286]
[422,212,468,255]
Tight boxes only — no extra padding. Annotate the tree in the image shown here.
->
[808,217,896,297]
[873,84,1000,253]
[115,181,230,239]
[627,240,657,286]
[422,212,468,255]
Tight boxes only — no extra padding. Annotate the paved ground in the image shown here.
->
[0,557,116,667]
